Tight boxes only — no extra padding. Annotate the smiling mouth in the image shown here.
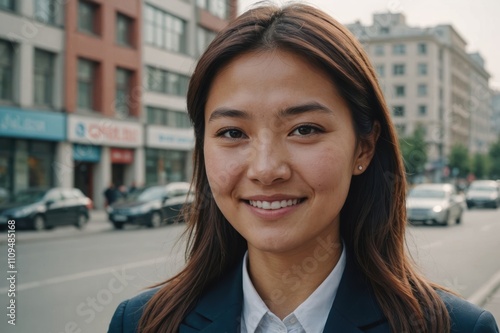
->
[245,198,306,210]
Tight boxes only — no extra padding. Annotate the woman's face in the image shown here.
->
[204,50,373,255]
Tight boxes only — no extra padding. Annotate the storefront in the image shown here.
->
[0,107,66,202]
[67,114,143,209]
[145,126,194,186]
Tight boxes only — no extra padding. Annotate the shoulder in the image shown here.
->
[108,287,160,333]
[437,290,499,333]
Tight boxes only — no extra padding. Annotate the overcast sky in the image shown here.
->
[238,0,500,90]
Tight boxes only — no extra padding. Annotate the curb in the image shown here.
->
[467,269,500,306]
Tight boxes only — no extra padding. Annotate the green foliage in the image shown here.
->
[489,137,500,179]
[471,153,490,179]
[399,126,428,179]
[448,144,470,178]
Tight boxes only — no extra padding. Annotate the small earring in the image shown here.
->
[358,165,363,171]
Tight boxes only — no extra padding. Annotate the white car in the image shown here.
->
[406,183,464,226]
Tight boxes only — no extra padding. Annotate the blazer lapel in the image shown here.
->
[180,261,244,333]
[323,252,388,332]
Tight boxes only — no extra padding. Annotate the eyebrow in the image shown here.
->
[208,102,334,122]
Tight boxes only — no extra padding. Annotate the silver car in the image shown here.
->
[406,183,464,226]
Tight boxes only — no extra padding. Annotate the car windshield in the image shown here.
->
[409,189,446,199]
[130,187,165,202]
[469,186,496,192]
[11,189,47,203]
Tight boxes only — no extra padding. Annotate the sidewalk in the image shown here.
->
[469,270,500,323]
[0,209,112,245]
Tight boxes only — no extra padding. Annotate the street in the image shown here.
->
[0,208,499,332]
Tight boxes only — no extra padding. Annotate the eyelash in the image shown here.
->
[215,124,324,140]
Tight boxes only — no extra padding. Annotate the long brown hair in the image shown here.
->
[139,3,450,332]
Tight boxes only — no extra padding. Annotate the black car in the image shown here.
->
[0,188,90,231]
[107,182,193,229]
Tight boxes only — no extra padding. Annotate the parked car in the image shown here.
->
[107,182,193,229]
[406,183,464,226]
[465,180,500,209]
[0,188,90,231]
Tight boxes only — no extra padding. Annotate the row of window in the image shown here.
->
[375,63,428,77]
[374,42,427,56]
[146,66,190,97]
[1,1,218,57]
[392,84,428,97]
[0,39,55,106]
[146,106,191,128]
[393,105,428,117]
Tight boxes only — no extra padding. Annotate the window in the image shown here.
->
[146,66,189,97]
[374,45,384,56]
[197,26,217,56]
[116,13,133,46]
[197,0,229,20]
[35,0,58,25]
[418,105,427,116]
[394,85,405,97]
[34,49,55,107]
[418,43,427,55]
[375,64,384,77]
[418,84,428,96]
[115,68,132,117]
[393,106,405,117]
[144,5,187,54]
[146,106,191,128]
[77,58,97,110]
[392,44,406,55]
[0,39,14,101]
[78,0,98,34]
[393,64,405,76]
[417,63,428,76]
[0,0,15,11]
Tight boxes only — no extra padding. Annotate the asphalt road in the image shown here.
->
[0,208,499,332]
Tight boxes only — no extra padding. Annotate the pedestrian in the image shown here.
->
[103,183,119,207]
[109,4,499,333]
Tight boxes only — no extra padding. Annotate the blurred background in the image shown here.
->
[0,0,499,332]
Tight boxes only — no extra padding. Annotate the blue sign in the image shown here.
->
[0,107,66,141]
[73,144,101,162]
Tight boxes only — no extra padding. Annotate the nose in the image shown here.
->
[246,132,292,185]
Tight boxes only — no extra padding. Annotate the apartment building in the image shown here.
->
[347,13,494,180]
[0,0,237,208]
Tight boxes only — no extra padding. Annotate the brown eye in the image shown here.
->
[291,125,322,136]
[218,128,244,139]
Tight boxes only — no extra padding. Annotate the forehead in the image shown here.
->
[205,50,347,119]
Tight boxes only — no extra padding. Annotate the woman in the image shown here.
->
[109,3,499,333]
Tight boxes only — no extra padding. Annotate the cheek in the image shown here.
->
[204,144,246,196]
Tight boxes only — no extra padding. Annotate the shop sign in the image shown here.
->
[110,148,134,164]
[0,107,66,141]
[68,115,143,147]
[147,126,194,150]
[73,144,101,162]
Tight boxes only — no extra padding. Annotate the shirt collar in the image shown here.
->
[241,244,346,333]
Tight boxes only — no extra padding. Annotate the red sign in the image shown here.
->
[110,148,134,164]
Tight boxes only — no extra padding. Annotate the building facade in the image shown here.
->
[0,0,237,208]
[347,13,495,181]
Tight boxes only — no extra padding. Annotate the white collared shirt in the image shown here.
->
[240,245,346,333]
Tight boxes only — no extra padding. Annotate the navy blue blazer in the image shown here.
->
[108,256,499,333]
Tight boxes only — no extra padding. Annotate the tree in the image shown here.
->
[448,144,470,178]
[399,126,428,182]
[471,153,490,179]
[489,137,500,179]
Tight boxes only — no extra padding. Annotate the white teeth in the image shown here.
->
[248,199,302,210]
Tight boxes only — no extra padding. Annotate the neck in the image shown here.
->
[247,233,342,319]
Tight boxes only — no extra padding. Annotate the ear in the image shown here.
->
[353,121,380,175]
